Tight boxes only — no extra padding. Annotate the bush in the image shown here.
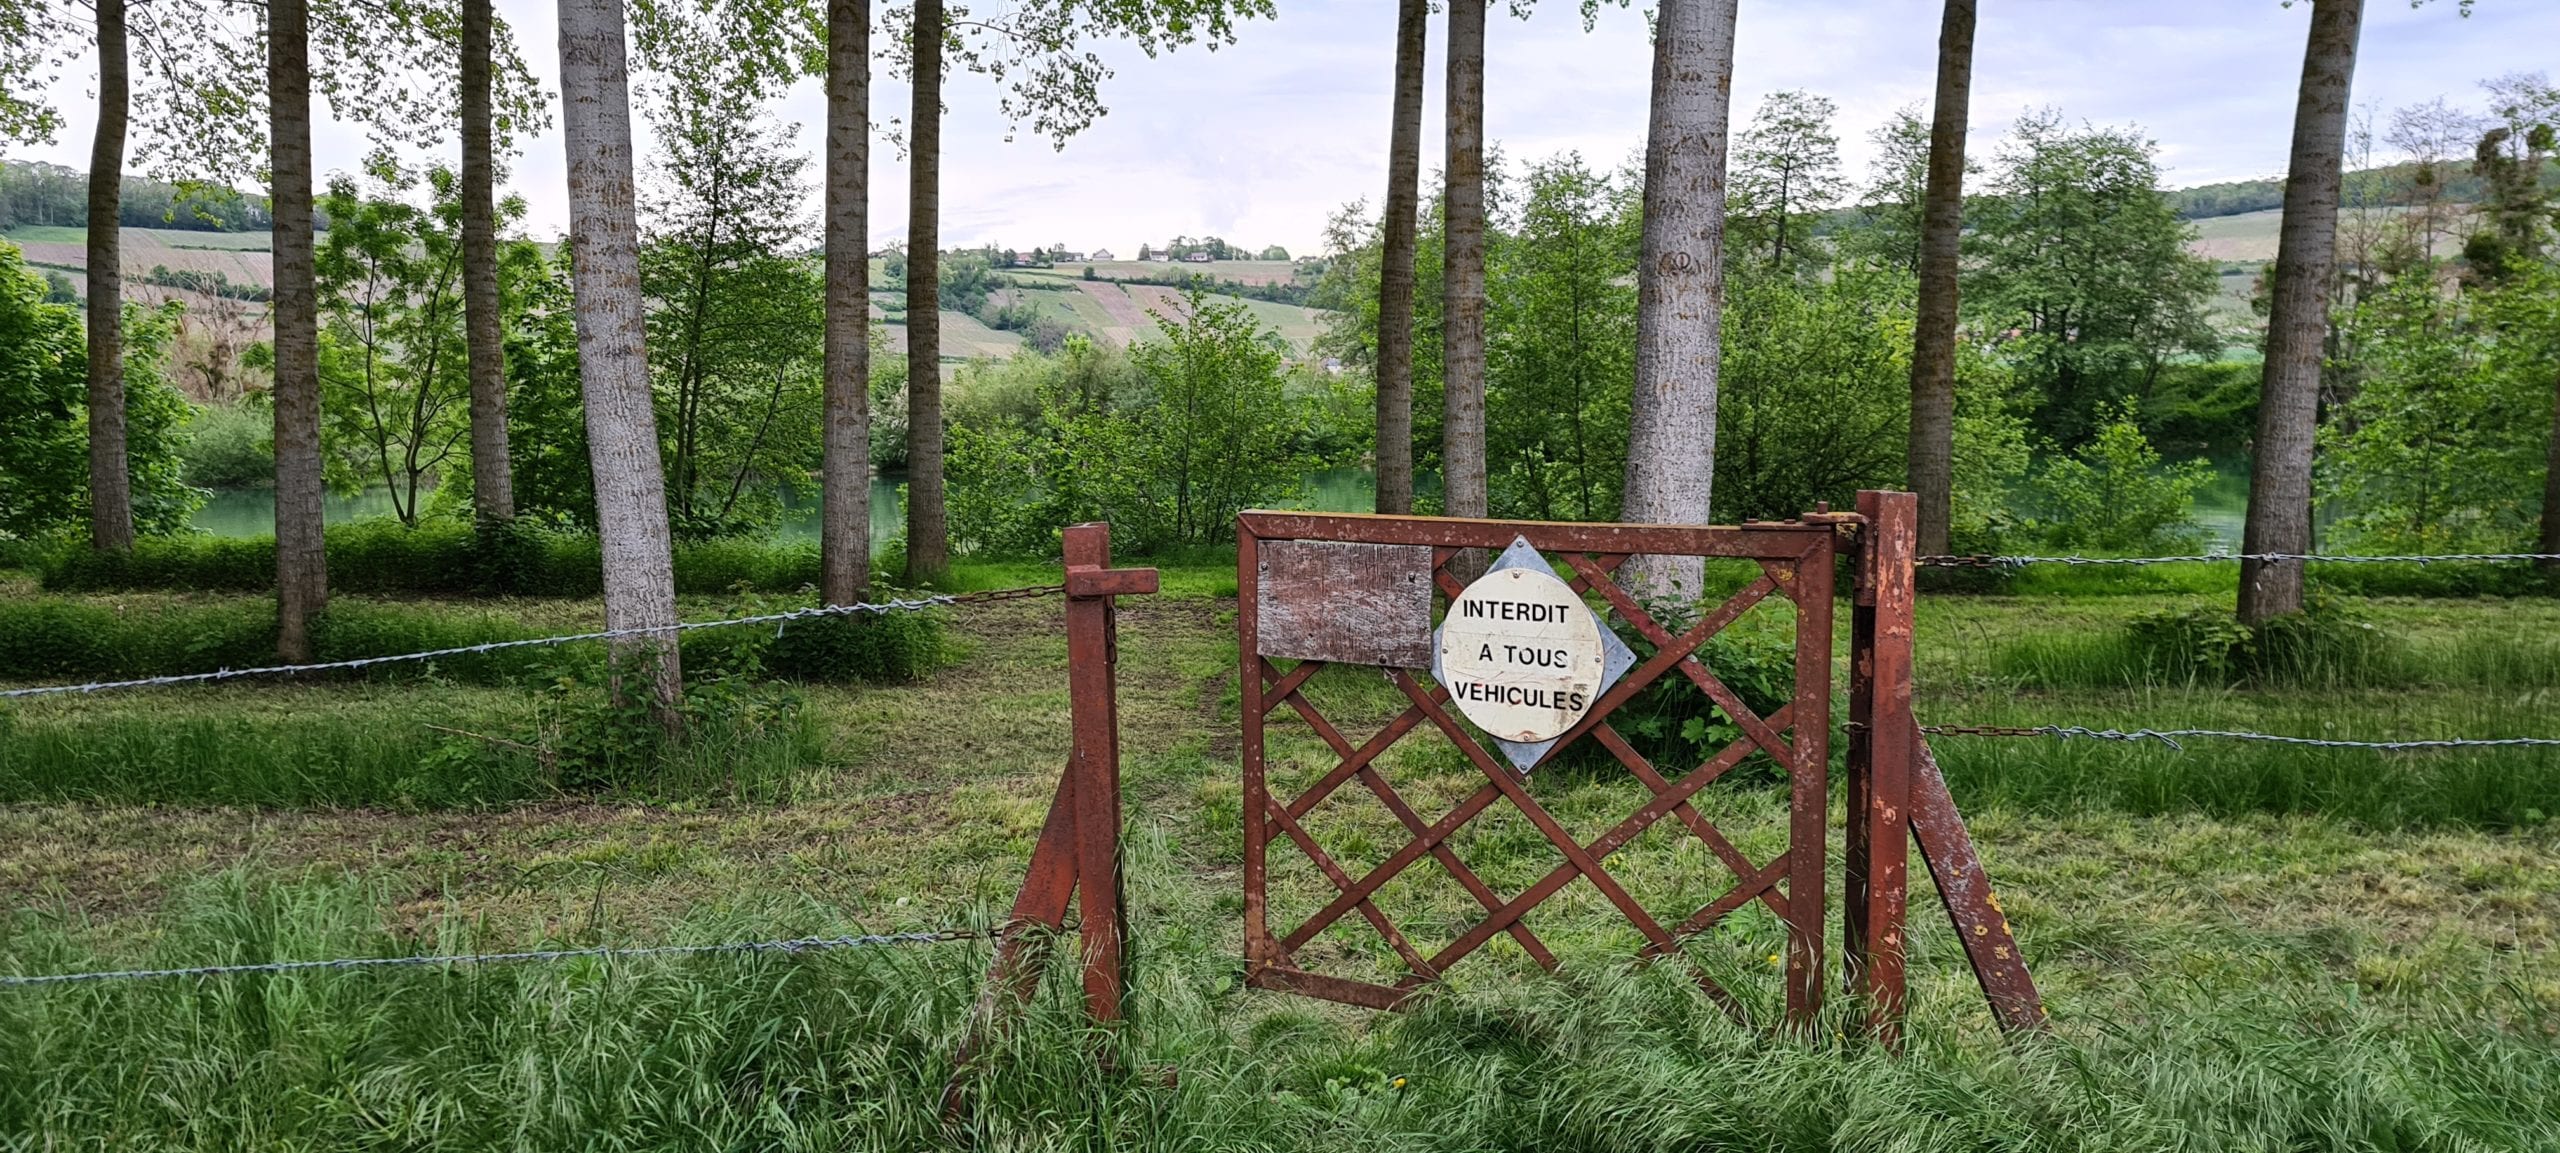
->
[178,401,276,489]
[765,611,946,683]
[2119,595,2404,688]
[1592,629,1798,778]
[2026,399,2211,552]
[33,521,829,597]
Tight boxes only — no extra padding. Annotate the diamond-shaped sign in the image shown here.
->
[1431,537,1636,772]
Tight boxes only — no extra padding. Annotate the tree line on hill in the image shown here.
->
[0,0,2555,732]
[0,158,280,232]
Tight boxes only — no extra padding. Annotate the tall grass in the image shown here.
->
[0,683,827,808]
[0,873,2550,1151]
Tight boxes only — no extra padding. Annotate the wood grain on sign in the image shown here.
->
[1255,540,1435,667]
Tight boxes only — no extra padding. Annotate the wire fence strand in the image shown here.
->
[1917,552,2560,569]
[0,585,1065,701]
[1911,723,2560,753]
[0,928,986,989]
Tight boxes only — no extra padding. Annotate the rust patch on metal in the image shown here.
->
[1254,539,1435,668]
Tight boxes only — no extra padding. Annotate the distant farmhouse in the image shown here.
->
[1089,248,1114,261]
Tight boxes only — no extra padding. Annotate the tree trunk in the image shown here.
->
[85,0,134,552]
[1440,0,1488,533]
[1621,0,1738,602]
[558,0,683,722]
[904,0,948,584]
[2540,364,2560,572]
[1373,0,1425,516]
[1906,0,1973,558]
[819,0,872,604]
[2240,0,2362,625]
[462,0,514,524]
[270,0,329,660]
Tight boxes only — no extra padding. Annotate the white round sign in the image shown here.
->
[1438,566,1607,743]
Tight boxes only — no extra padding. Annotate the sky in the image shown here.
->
[17,0,2560,254]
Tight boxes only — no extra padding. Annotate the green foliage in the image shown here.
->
[0,244,201,539]
[2114,596,2402,688]
[29,520,837,597]
[2320,268,2556,553]
[2140,358,2260,458]
[641,72,824,539]
[2026,400,2210,552]
[1486,153,1634,521]
[949,294,1304,555]
[1727,89,1846,275]
[1965,110,2223,446]
[1712,264,1915,521]
[314,167,476,525]
[178,400,276,489]
[498,245,596,526]
[764,611,947,684]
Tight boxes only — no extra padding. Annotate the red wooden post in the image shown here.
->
[945,523,1154,1115]
[1237,522,1270,979]
[1848,490,1917,1043]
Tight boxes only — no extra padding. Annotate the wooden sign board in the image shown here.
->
[1254,540,1434,668]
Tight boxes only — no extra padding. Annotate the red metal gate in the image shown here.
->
[1238,510,1842,1025]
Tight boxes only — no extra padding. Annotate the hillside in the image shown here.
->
[9,227,1340,367]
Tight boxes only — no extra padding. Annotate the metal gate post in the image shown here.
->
[1846,490,1917,1043]
[944,523,1155,1115]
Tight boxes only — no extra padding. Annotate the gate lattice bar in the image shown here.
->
[1239,511,1838,1026]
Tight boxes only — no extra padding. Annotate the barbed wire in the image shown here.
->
[1909,723,2560,753]
[1917,552,2560,569]
[0,928,989,989]
[0,585,1065,701]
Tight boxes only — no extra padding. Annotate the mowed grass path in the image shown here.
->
[1,576,2555,1149]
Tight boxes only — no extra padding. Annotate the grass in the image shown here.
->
[0,580,2555,1147]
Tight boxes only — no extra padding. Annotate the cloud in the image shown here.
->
[18,0,2557,253]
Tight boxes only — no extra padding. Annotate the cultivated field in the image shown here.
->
[0,560,2552,1147]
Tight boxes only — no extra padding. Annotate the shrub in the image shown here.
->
[2120,595,2403,688]
[34,522,833,598]
[1593,628,1798,778]
[765,611,946,683]
[2026,399,2211,552]
[178,401,276,489]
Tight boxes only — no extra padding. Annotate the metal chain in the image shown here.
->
[1910,723,2560,753]
[0,928,985,989]
[1917,552,2560,569]
[0,585,1065,701]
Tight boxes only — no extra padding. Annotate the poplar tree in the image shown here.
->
[559,0,684,722]
[1622,0,1739,600]
[1906,0,1974,557]
[1373,0,1425,516]
[894,0,1274,585]
[2241,0,2364,624]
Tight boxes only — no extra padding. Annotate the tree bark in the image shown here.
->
[1906,0,1973,558]
[558,0,683,722]
[86,0,134,552]
[462,0,514,524]
[1373,0,1425,516]
[1622,0,1738,602]
[904,0,948,584]
[270,0,329,660]
[1440,0,1487,532]
[2240,0,2362,625]
[820,0,872,604]
[2540,364,2560,572]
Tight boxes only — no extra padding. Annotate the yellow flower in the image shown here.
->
[1391,1077,1408,1089]
[1768,953,1783,967]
